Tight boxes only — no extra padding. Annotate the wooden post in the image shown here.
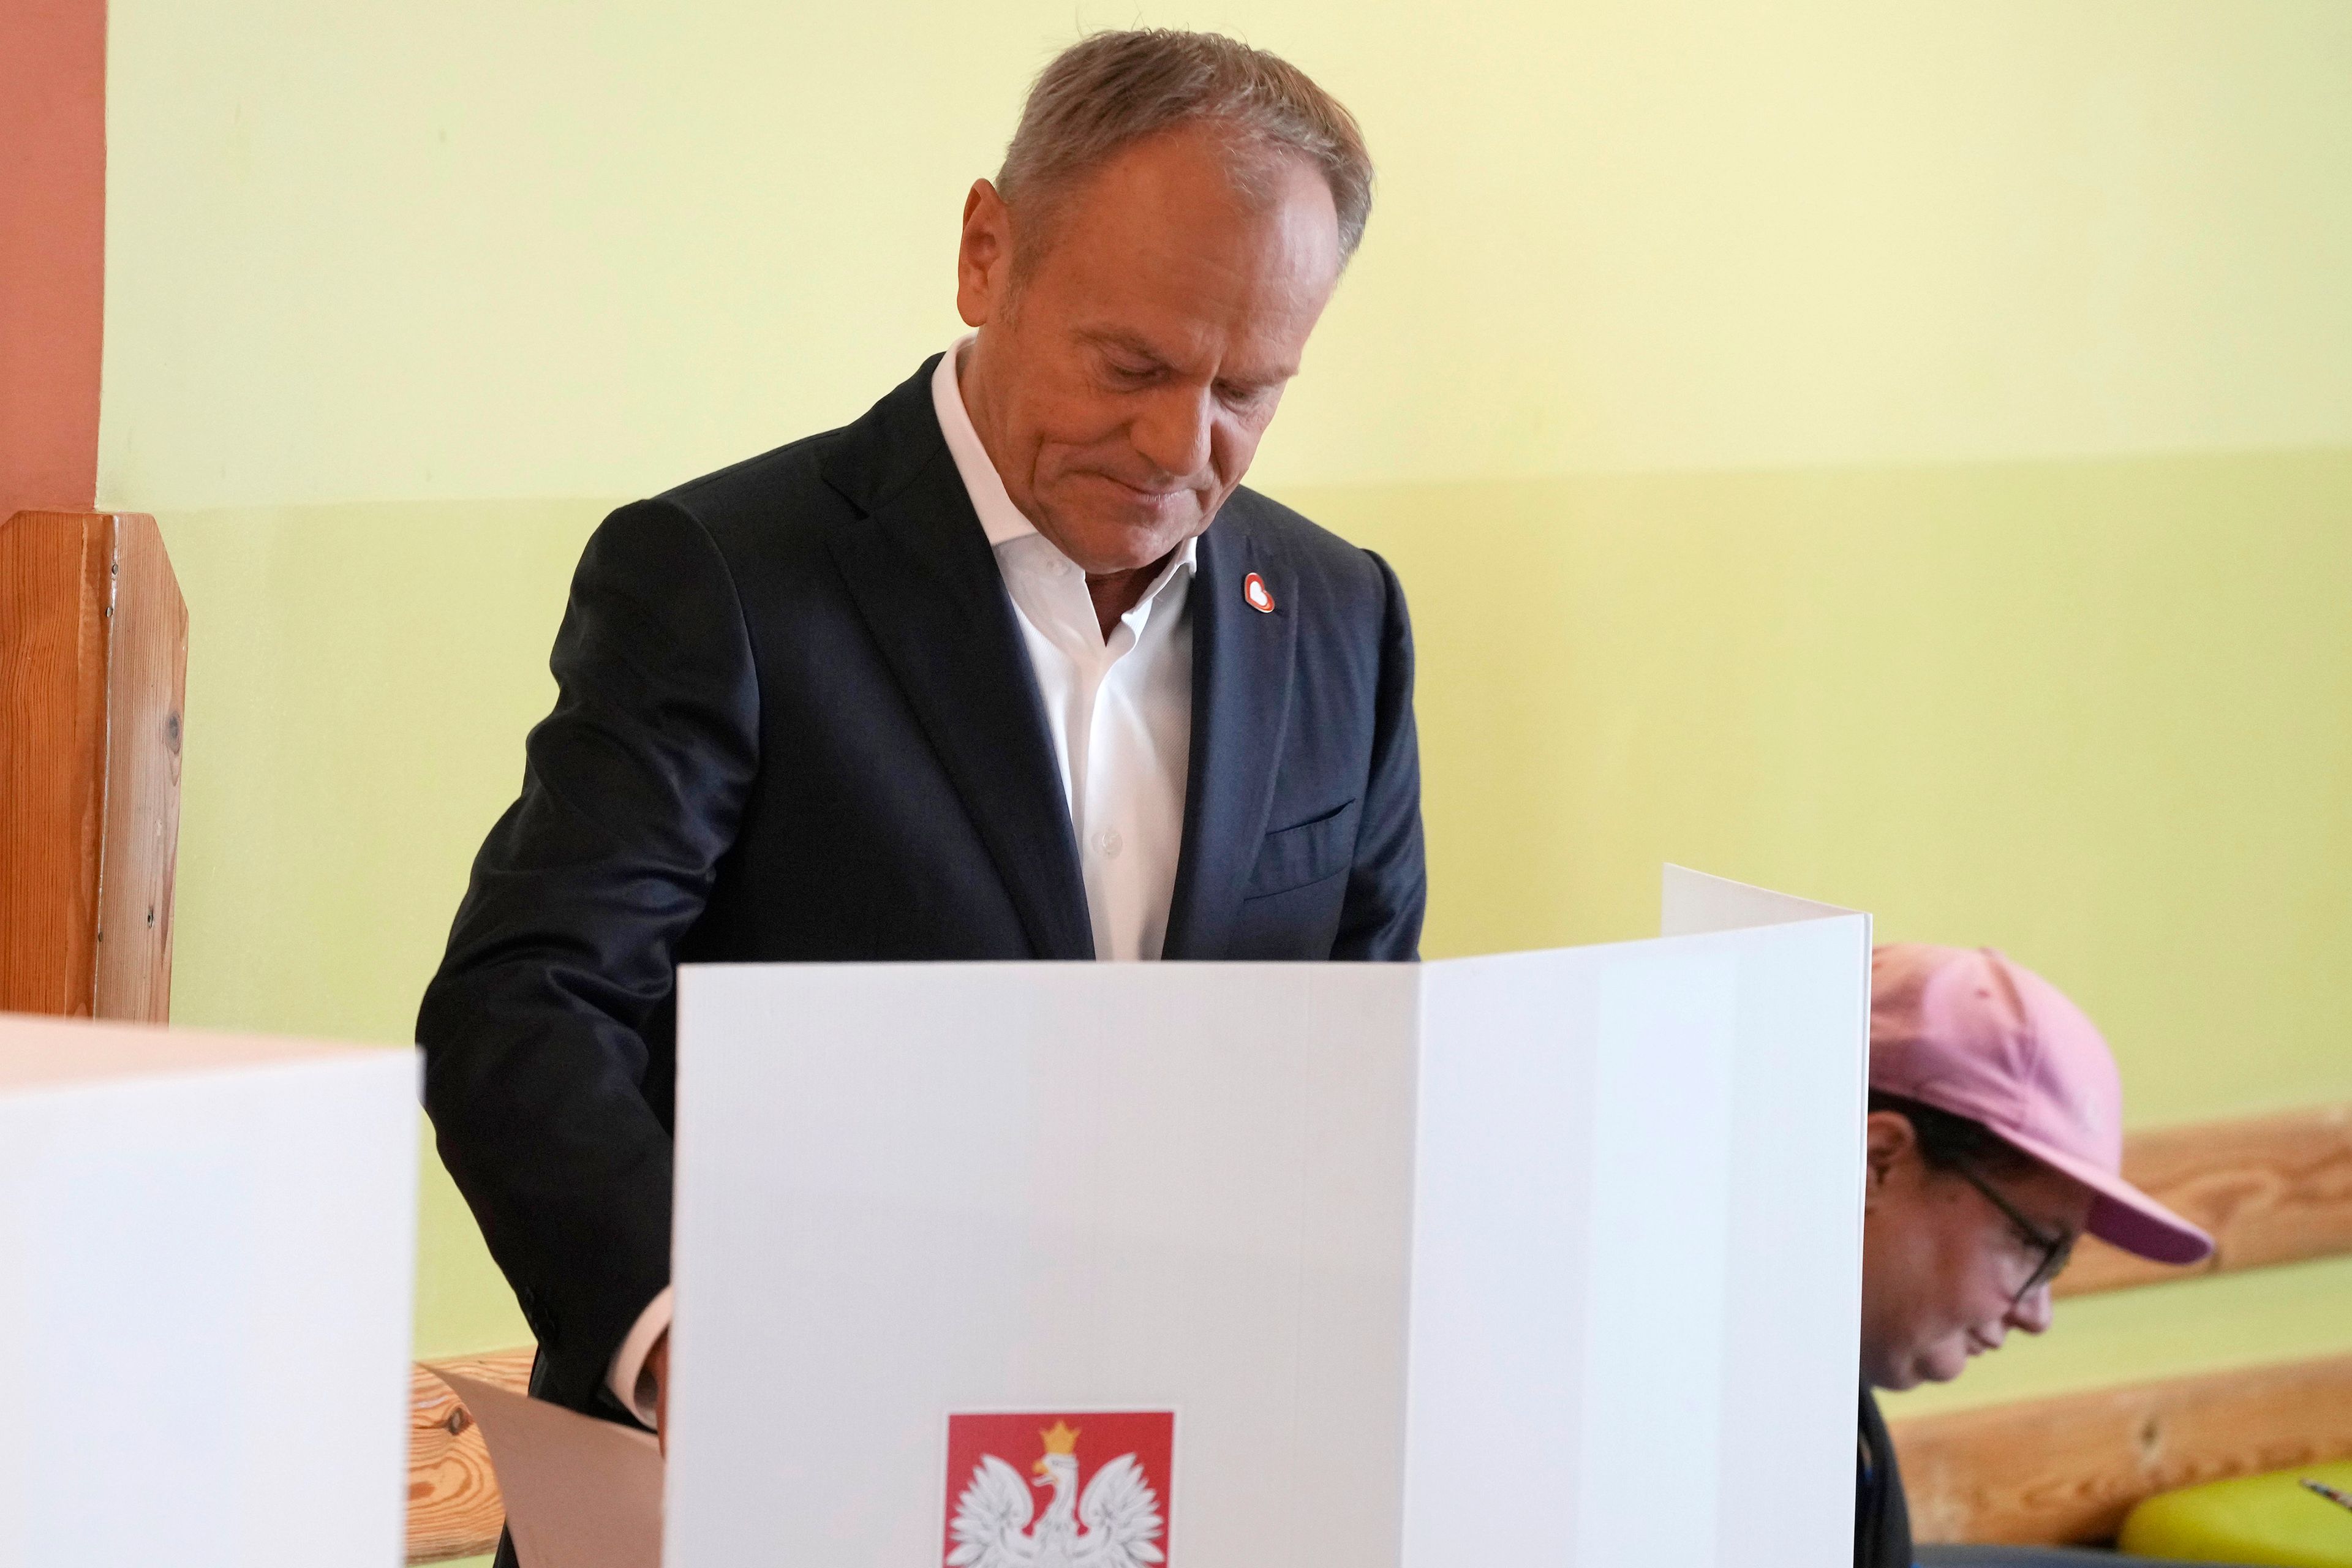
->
[0,510,187,1021]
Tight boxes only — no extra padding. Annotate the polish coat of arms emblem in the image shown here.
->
[943,1410,1173,1567]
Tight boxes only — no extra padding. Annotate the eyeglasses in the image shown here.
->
[1950,1161,2076,1305]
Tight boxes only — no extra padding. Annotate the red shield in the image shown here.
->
[943,1410,1174,1566]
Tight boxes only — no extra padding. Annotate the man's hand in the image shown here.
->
[647,1330,670,1455]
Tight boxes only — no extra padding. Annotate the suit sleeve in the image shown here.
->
[1332,549,1426,961]
[416,498,758,1415]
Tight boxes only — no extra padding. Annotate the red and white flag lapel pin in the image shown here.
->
[1242,571,1276,613]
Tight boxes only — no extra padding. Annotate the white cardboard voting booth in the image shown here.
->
[0,1014,419,1568]
[666,869,1868,1567]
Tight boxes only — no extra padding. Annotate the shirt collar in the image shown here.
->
[929,335,1200,588]
[932,334,1038,549]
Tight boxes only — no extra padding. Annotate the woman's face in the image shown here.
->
[1858,1112,2095,1390]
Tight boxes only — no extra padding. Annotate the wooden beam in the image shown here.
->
[1891,1352,2352,1545]
[0,510,186,1022]
[90,513,186,1021]
[409,1348,534,1564]
[2058,1103,2352,1297]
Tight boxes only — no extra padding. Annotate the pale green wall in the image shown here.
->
[156,500,594,1360]
[1321,456,2352,1418]
[157,450,2352,1423]
[104,0,2352,1506]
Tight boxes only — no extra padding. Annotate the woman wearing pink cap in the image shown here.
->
[1856,944,2213,1568]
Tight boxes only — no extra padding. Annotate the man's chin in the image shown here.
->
[1043,513,1207,576]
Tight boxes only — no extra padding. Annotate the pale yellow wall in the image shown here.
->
[102,0,2352,508]
[102,0,2352,1483]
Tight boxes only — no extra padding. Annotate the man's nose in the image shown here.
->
[2007,1281,2056,1335]
[1129,384,1214,479]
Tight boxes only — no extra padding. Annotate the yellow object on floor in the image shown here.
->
[2120,1458,2352,1566]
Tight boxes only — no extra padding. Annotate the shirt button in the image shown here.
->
[1095,827,1123,858]
[1049,559,1071,577]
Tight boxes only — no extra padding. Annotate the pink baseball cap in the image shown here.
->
[1869,943,2212,1265]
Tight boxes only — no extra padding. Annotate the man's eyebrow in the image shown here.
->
[1074,328,1297,386]
[1224,359,1301,387]
[1077,327,1168,364]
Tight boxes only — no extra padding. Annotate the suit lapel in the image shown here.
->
[821,364,1094,960]
[1163,505,1298,959]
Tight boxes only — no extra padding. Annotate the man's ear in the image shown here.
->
[1863,1110,1916,1206]
[957,179,1013,329]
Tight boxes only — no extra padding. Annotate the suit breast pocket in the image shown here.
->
[1242,798,1361,900]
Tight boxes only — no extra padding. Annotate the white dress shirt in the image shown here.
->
[931,336,1199,963]
[607,337,1197,1420]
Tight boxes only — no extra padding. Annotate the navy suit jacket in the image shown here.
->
[417,358,1425,1422]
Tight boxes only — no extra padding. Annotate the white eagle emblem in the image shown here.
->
[946,1420,1165,1567]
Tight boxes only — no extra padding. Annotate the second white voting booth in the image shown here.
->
[664,869,1868,1566]
[0,1014,419,1567]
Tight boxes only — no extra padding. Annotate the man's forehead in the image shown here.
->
[1025,132,1343,303]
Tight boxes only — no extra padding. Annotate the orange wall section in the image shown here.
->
[1,0,106,519]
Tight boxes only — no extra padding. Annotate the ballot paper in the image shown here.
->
[439,1371,664,1568]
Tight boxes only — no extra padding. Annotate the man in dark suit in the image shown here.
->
[418,28,1423,1490]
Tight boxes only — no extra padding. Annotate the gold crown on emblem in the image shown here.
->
[1038,1420,1081,1457]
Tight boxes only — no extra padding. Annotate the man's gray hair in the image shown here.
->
[997,29,1374,265]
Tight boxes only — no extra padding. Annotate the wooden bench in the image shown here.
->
[400,1102,2352,1562]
